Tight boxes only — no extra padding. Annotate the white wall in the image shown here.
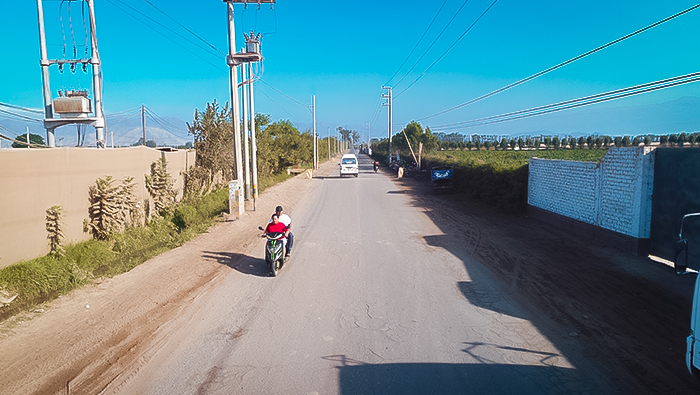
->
[528,147,655,239]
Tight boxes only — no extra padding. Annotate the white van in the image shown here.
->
[339,154,359,177]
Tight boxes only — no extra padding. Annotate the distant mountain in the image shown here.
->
[0,115,192,148]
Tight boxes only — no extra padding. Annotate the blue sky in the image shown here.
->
[1,0,699,142]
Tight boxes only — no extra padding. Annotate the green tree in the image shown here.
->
[12,133,45,148]
[577,137,586,149]
[500,138,508,150]
[185,100,234,195]
[614,136,622,147]
[603,136,612,147]
[679,132,688,147]
[643,136,652,146]
[586,136,594,149]
[543,136,551,149]
[552,136,560,150]
[621,136,631,147]
[595,137,603,149]
[632,137,641,146]
[660,135,669,145]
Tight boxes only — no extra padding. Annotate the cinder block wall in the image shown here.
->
[529,147,655,240]
[0,146,195,268]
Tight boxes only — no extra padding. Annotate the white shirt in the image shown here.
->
[278,214,292,227]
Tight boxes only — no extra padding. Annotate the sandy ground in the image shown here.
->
[1,156,699,394]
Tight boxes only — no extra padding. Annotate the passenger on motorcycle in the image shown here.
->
[265,214,288,253]
[270,206,293,257]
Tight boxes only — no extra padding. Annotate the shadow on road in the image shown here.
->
[202,251,268,277]
[323,354,592,395]
[387,171,700,394]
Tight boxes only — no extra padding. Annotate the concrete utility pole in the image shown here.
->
[37,0,106,148]
[248,61,259,209]
[223,0,270,217]
[242,62,251,202]
[382,86,392,161]
[312,95,317,171]
[141,104,146,145]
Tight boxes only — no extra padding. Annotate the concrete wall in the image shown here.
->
[0,146,195,268]
[528,147,655,241]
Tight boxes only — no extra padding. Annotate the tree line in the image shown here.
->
[184,100,337,195]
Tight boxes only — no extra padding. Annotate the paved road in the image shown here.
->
[117,153,613,394]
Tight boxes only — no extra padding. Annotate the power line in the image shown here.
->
[392,0,471,91]
[0,109,43,123]
[258,79,310,109]
[256,86,304,123]
[143,0,226,56]
[0,102,44,114]
[419,3,700,121]
[384,0,448,87]
[432,71,700,131]
[395,0,499,99]
[104,0,227,72]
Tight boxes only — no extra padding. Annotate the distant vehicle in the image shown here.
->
[339,154,359,177]
[431,166,453,192]
[675,213,700,379]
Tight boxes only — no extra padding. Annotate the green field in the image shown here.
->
[419,148,609,213]
[424,149,608,171]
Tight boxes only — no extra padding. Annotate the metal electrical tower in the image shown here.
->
[382,86,393,161]
[36,0,106,148]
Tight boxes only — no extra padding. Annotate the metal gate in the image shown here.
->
[649,148,700,267]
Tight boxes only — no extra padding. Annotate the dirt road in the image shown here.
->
[0,154,699,394]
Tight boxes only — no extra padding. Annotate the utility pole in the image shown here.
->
[312,95,316,171]
[382,86,392,161]
[248,61,259,209]
[327,127,330,160]
[225,1,244,219]
[223,1,269,217]
[141,104,146,145]
[242,61,251,202]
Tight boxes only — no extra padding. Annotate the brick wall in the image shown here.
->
[528,147,655,240]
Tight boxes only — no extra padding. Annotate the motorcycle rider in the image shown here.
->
[373,161,379,172]
[270,206,293,257]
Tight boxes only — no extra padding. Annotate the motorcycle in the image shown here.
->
[373,161,379,173]
[258,226,286,276]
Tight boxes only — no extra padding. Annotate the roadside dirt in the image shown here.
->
[0,161,330,395]
[1,157,699,394]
